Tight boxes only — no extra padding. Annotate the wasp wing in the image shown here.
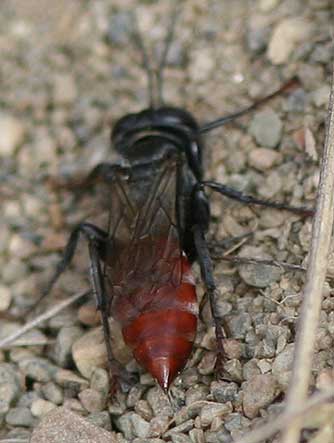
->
[102,152,191,324]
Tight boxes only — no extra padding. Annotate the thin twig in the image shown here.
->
[281,68,334,443]
[212,254,307,273]
[0,290,89,350]
[232,388,334,443]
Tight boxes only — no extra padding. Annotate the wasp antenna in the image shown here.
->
[199,77,300,134]
[156,3,181,105]
[131,11,156,108]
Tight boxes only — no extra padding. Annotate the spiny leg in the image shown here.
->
[87,238,137,393]
[29,223,108,313]
[192,224,226,377]
[47,162,116,193]
[40,222,134,390]
[202,181,314,217]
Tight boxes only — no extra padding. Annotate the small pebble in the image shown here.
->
[223,359,243,383]
[248,148,282,171]
[242,374,277,418]
[267,18,313,64]
[170,434,192,443]
[312,85,330,108]
[0,363,22,404]
[54,368,89,391]
[116,412,135,440]
[146,386,173,417]
[6,406,34,427]
[90,368,109,398]
[199,402,233,427]
[127,384,146,408]
[86,411,111,431]
[0,113,25,155]
[164,419,194,438]
[238,246,282,288]
[249,109,283,148]
[19,357,57,382]
[272,343,295,389]
[0,284,12,311]
[54,325,83,368]
[197,351,216,375]
[226,312,252,339]
[72,320,131,379]
[210,381,239,403]
[134,400,153,421]
[52,74,78,105]
[131,413,150,438]
[41,381,64,405]
[79,388,106,413]
[18,391,41,408]
[31,398,56,417]
[185,385,209,406]
[189,428,205,443]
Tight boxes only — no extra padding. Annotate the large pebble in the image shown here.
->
[249,109,283,148]
[242,374,277,418]
[0,113,25,155]
[267,18,314,64]
[72,318,132,379]
[30,407,117,443]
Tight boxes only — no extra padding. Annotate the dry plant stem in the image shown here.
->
[213,254,307,273]
[0,290,89,349]
[232,388,334,443]
[281,69,334,443]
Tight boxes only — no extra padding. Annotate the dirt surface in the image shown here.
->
[1,1,333,442]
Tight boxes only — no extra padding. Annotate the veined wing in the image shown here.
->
[104,151,192,323]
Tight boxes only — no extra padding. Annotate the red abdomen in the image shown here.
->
[113,254,197,391]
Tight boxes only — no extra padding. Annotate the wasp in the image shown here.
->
[40,7,311,392]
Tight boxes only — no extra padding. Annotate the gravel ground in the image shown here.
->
[1,1,334,442]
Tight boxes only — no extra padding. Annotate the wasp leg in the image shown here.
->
[202,181,314,217]
[37,222,135,391]
[192,224,226,379]
[30,223,108,312]
[87,235,137,393]
[48,162,117,192]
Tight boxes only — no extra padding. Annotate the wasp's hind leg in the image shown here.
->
[87,233,137,395]
[191,188,227,378]
[193,223,227,378]
[202,181,314,217]
[47,162,117,193]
